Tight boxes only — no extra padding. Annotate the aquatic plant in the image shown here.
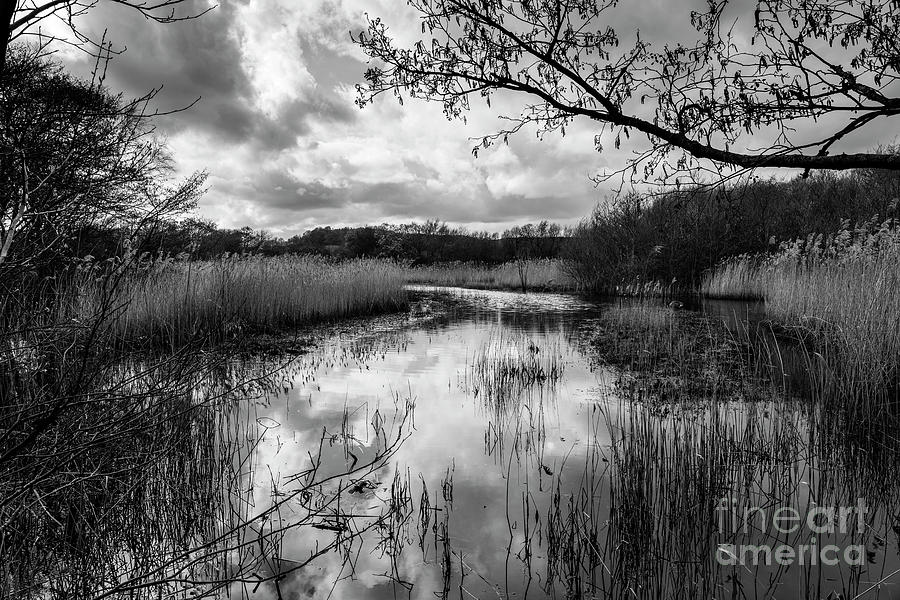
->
[468,329,565,409]
[0,252,417,599]
[405,259,577,292]
[585,302,780,407]
[0,343,418,599]
[521,389,900,600]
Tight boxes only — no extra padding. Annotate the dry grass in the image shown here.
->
[702,219,900,406]
[71,255,409,347]
[698,256,769,300]
[405,259,577,292]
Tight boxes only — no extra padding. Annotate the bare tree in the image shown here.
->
[503,220,561,292]
[356,0,900,183]
[0,47,204,275]
[1,0,211,74]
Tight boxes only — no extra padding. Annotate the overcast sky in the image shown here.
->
[42,0,891,237]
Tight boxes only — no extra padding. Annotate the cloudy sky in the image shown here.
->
[38,0,887,237]
[32,0,633,236]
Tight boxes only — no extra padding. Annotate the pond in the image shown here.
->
[226,287,900,600]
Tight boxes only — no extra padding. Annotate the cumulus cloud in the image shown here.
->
[49,0,850,235]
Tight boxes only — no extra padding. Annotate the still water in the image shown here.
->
[234,287,900,600]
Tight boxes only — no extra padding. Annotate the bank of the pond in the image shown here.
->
[403,258,578,292]
[700,221,900,407]
[56,242,900,414]
[69,255,409,349]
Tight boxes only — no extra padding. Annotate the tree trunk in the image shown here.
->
[0,3,16,76]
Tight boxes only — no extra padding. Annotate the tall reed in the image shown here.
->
[702,219,900,408]
[405,259,577,292]
[71,254,409,348]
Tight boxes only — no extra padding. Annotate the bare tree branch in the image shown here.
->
[355,0,900,182]
[1,0,215,74]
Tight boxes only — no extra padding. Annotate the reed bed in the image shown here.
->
[586,303,777,406]
[468,329,565,408]
[702,219,900,407]
[700,255,769,300]
[72,255,409,348]
[405,259,577,292]
[595,399,891,599]
[1,254,414,597]
[530,387,900,599]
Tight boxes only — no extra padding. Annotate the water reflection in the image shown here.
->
[234,288,900,600]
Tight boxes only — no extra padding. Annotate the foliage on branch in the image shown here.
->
[356,0,900,181]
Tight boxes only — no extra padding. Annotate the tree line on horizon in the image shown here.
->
[61,163,900,297]
[64,218,570,265]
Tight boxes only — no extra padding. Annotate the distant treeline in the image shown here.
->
[68,219,570,265]
[566,167,900,294]
[56,165,900,296]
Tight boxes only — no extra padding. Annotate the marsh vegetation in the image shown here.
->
[71,254,408,348]
[704,219,900,407]
[151,289,897,600]
[6,243,900,598]
[5,21,900,600]
[405,258,577,293]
